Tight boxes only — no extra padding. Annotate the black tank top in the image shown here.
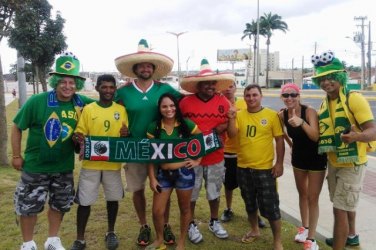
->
[283,105,327,169]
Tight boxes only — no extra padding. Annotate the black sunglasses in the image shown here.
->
[281,93,299,98]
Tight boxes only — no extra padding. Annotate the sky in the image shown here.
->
[0,0,375,74]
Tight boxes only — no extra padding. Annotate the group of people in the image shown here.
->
[11,39,375,250]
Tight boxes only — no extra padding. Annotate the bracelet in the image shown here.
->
[12,155,21,159]
[300,120,305,127]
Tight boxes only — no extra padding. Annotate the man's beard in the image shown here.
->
[136,72,152,80]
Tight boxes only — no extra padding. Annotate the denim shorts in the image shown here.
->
[157,167,195,190]
[14,171,74,216]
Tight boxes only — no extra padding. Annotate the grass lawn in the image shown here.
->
[0,98,331,250]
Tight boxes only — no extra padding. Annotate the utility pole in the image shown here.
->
[354,16,367,89]
[367,21,372,85]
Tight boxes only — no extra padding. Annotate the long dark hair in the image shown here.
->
[154,93,191,138]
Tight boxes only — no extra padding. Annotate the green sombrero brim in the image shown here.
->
[311,69,346,79]
[49,72,86,80]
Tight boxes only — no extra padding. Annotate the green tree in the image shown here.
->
[0,0,24,166]
[8,0,67,92]
[260,12,288,88]
[241,20,267,84]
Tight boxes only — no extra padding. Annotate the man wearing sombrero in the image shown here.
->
[11,52,93,250]
[179,59,234,243]
[311,51,376,250]
[114,39,181,246]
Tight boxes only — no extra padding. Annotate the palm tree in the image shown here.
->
[241,20,258,84]
[260,12,288,88]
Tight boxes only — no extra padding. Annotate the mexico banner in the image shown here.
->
[83,131,222,163]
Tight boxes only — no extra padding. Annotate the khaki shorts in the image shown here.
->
[75,169,124,206]
[191,160,225,202]
[327,162,366,212]
[123,162,148,192]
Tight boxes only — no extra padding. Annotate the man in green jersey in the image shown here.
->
[114,39,181,246]
[12,52,93,250]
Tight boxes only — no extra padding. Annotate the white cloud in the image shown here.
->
[0,0,373,74]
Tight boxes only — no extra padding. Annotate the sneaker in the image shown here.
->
[258,216,266,228]
[209,220,229,239]
[20,240,37,250]
[304,239,319,250]
[188,222,203,244]
[325,234,360,247]
[294,227,308,243]
[220,208,234,222]
[105,232,119,250]
[44,237,65,250]
[137,224,151,246]
[70,240,86,250]
[163,224,176,245]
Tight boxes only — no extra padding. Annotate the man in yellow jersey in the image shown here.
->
[311,51,376,250]
[227,84,284,250]
[220,82,266,227]
[70,74,129,250]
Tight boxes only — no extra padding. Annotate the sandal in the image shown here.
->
[241,231,260,243]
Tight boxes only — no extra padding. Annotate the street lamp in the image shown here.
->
[167,31,188,87]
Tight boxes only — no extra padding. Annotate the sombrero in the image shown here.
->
[114,39,173,79]
[180,59,235,93]
[49,51,86,80]
[311,51,346,79]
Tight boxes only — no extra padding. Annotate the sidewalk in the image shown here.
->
[279,144,376,250]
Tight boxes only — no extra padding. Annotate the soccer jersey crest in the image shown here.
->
[260,118,268,126]
[114,112,120,120]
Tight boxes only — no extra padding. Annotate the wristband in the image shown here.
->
[12,155,21,159]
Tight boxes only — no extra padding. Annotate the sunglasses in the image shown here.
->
[318,76,334,82]
[281,93,299,98]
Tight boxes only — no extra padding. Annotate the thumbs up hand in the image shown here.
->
[288,109,305,128]
[340,124,357,144]
[120,122,129,137]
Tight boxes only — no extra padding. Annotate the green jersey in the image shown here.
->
[13,91,93,173]
[115,81,181,138]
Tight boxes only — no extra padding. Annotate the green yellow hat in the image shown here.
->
[311,51,346,79]
[49,52,86,80]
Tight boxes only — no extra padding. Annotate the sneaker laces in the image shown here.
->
[297,226,306,234]
[138,225,151,243]
[304,240,313,249]
[164,224,175,242]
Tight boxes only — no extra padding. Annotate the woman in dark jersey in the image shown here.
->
[278,83,327,250]
[147,93,202,250]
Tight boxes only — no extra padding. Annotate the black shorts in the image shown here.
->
[237,167,281,221]
[223,154,238,190]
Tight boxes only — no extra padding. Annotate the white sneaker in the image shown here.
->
[44,237,65,250]
[295,227,308,243]
[188,223,203,244]
[20,240,37,250]
[209,220,228,239]
[304,239,319,250]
